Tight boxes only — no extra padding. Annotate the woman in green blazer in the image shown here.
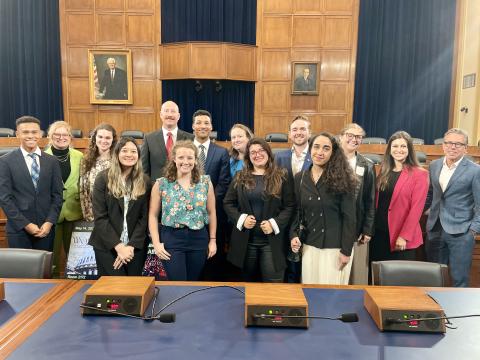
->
[46,121,84,277]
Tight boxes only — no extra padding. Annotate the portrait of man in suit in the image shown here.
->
[293,63,318,94]
[98,57,128,100]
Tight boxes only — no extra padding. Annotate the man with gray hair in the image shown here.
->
[425,128,480,287]
[99,57,128,100]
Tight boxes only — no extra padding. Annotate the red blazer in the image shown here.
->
[376,167,429,251]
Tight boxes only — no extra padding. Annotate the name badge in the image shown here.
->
[356,166,365,176]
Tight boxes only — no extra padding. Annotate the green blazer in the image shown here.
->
[45,147,84,222]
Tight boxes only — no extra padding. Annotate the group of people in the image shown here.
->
[0,101,479,288]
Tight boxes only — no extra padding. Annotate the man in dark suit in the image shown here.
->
[274,115,311,282]
[0,116,63,251]
[294,67,316,92]
[99,57,128,100]
[192,109,231,280]
[425,128,480,287]
[141,100,194,180]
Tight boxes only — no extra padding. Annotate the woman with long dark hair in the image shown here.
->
[224,138,295,282]
[290,132,356,284]
[370,131,429,262]
[89,137,151,276]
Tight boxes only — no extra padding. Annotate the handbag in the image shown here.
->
[142,242,168,280]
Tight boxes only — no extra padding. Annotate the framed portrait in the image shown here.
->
[88,49,133,104]
[292,62,319,95]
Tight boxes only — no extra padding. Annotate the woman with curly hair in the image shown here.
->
[290,132,356,284]
[79,123,117,222]
[148,141,217,281]
[224,138,295,282]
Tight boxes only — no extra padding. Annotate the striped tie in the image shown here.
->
[29,153,40,190]
[198,145,206,172]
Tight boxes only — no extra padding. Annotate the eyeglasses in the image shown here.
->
[444,141,466,149]
[249,149,267,157]
[345,132,363,141]
[52,133,71,139]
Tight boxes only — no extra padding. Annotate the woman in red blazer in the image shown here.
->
[370,131,429,262]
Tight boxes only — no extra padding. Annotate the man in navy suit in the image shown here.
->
[0,116,63,251]
[425,128,480,287]
[192,109,231,279]
[274,115,312,282]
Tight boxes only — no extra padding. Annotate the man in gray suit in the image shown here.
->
[0,116,63,250]
[425,128,480,287]
[141,100,193,180]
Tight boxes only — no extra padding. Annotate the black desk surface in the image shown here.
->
[7,284,480,360]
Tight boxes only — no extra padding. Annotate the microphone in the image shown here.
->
[338,313,359,323]
[253,312,359,323]
[158,313,176,323]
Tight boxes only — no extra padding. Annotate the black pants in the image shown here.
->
[7,227,55,251]
[243,242,284,282]
[94,247,147,276]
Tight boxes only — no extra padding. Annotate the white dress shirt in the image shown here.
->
[20,146,42,174]
[194,138,211,155]
[162,127,178,144]
[291,146,308,176]
[439,156,463,192]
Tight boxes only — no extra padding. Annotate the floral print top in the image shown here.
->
[79,158,111,222]
[158,175,210,230]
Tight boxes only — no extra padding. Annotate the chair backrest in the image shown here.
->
[0,147,17,157]
[71,129,83,138]
[0,249,53,279]
[209,131,218,141]
[0,127,15,137]
[434,138,444,145]
[362,137,386,144]
[121,130,144,139]
[265,133,288,143]
[415,150,427,164]
[412,138,424,145]
[362,153,383,165]
[371,260,449,287]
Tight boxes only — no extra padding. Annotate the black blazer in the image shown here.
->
[89,170,151,251]
[354,153,376,237]
[141,129,194,180]
[204,142,231,203]
[223,174,295,271]
[0,149,63,232]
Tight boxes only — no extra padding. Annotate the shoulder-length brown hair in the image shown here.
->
[229,123,253,160]
[82,123,117,174]
[377,131,420,191]
[236,138,286,198]
[163,140,201,184]
[309,132,355,194]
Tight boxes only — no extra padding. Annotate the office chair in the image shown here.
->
[415,151,427,164]
[0,147,17,157]
[0,249,53,279]
[362,153,383,165]
[209,131,218,141]
[121,130,145,139]
[265,133,288,143]
[362,137,386,144]
[71,129,83,138]
[433,138,444,145]
[371,260,449,287]
[0,128,15,137]
[412,138,425,145]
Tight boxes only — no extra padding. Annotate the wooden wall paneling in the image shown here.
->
[127,15,155,45]
[293,0,323,14]
[190,44,226,79]
[319,82,348,112]
[67,47,90,77]
[263,0,293,14]
[68,110,97,136]
[66,13,95,45]
[127,111,157,133]
[131,80,156,109]
[98,111,127,133]
[261,50,290,80]
[96,0,125,11]
[258,115,290,136]
[65,0,93,11]
[319,114,347,134]
[320,50,351,81]
[67,79,92,107]
[262,83,290,113]
[96,13,126,45]
[127,0,155,13]
[291,49,322,62]
[226,45,256,80]
[302,113,322,133]
[292,16,323,47]
[131,48,155,78]
[160,44,190,79]
[291,95,318,112]
[323,16,353,48]
[262,16,292,47]
[324,0,354,15]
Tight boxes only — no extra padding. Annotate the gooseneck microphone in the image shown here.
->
[253,312,359,323]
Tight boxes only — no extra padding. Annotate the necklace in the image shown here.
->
[54,152,70,163]
[311,168,323,183]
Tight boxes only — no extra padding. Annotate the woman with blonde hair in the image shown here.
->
[149,140,217,281]
[45,121,83,277]
[229,123,253,177]
[89,137,151,276]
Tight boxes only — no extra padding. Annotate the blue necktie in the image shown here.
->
[29,153,39,190]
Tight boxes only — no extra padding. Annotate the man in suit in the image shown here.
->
[294,67,316,92]
[99,57,128,100]
[425,128,480,287]
[0,116,63,251]
[142,100,194,180]
[192,109,231,280]
[274,115,312,282]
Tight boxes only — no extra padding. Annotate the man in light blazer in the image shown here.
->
[0,116,63,251]
[425,128,480,287]
[274,115,311,282]
[141,100,193,180]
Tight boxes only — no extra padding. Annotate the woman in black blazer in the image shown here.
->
[223,138,295,282]
[89,137,151,276]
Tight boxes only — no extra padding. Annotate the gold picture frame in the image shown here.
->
[292,62,319,95]
[88,49,133,104]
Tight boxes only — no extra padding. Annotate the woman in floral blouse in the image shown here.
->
[148,140,217,280]
[79,123,117,222]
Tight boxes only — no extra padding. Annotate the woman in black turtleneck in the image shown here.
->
[46,121,84,277]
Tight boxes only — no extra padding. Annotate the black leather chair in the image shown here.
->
[209,131,218,142]
[0,249,53,279]
[0,128,15,137]
[265,133,288,143]
[121,130,144,139]
[71,129,83,138]
[415,151,427,164]
[412,138,425,145]
[362,137,386,144]
[434,138,444,145]
[362,153,383,165]
[0,147,17,157]
[371,260,449,287]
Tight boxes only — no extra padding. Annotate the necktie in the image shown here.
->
[166,132,173,159]
[111,70,114,81]
[29,153,40,190]
[198,145,206,171]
